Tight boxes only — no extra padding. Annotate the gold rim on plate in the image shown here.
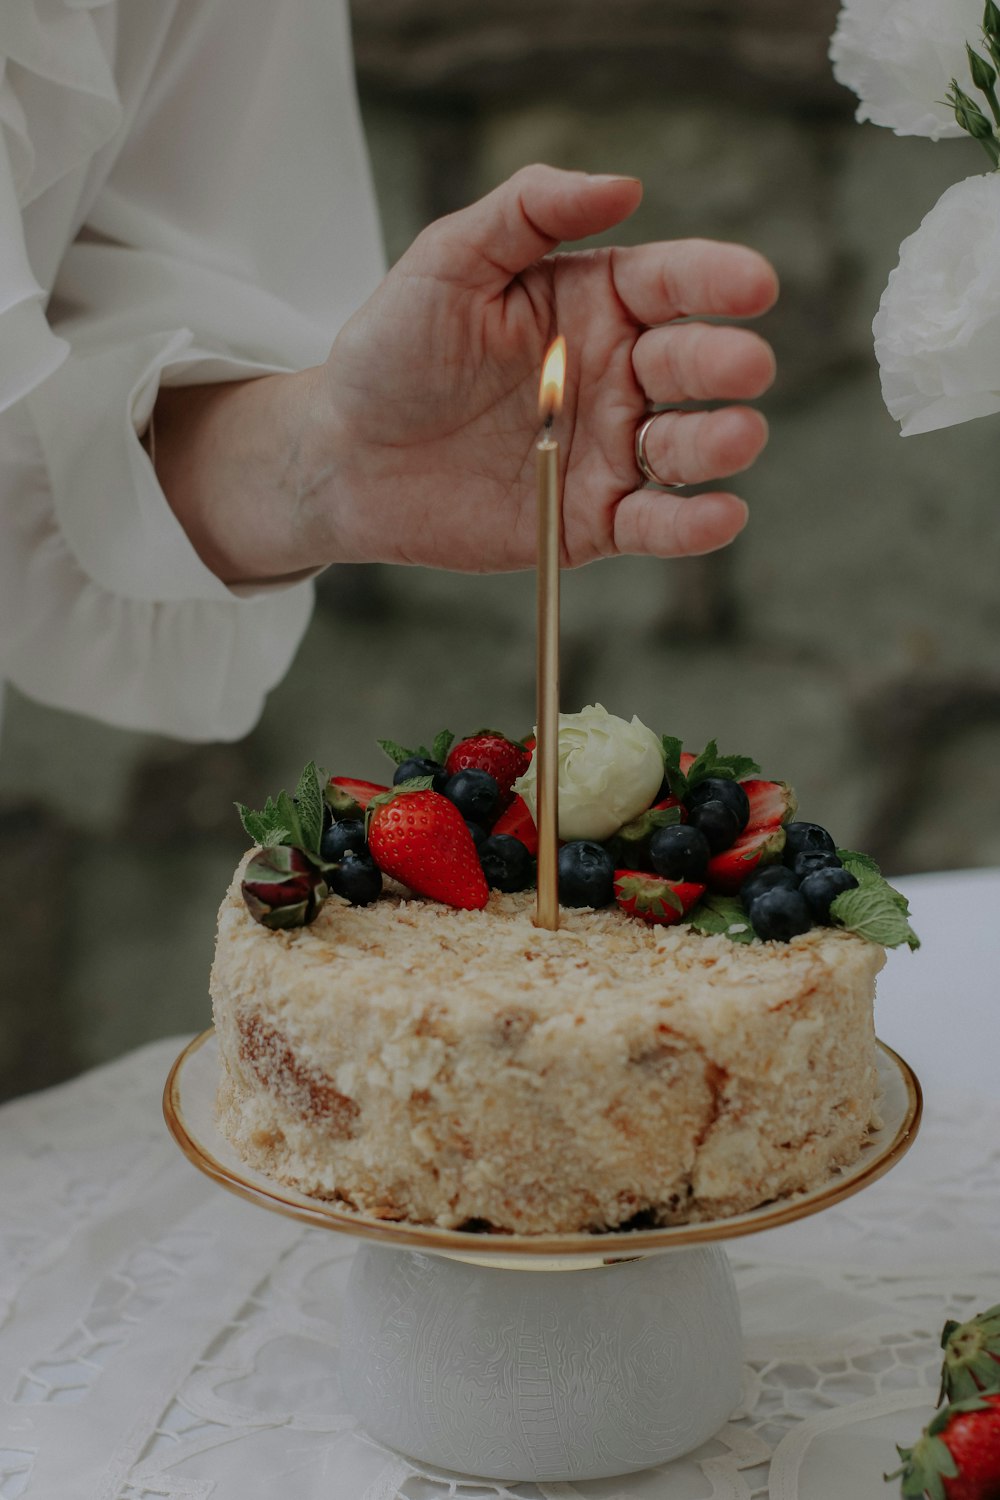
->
[164,1028,922,1262]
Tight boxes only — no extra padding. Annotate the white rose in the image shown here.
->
[874,173,1000,435]
[830,0,982,139]
[513,704,664,843]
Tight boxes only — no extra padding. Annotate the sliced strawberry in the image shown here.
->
[326,776,389,820]
[741,778,797,831]
[680,752,696,773]
[706,825,786,894]
[368,788,488,910]
[614,870,706,925]
[652,795,687,821]
[445,733,531,811]
[491,793,538,855]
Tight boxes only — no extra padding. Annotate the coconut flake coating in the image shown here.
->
[211,858,883,1234]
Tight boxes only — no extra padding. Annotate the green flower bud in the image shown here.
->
[968,41,998,93]
[949,79,996,139]
[985,0,1000,42]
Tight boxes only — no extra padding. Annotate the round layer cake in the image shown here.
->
[211,858,884,1235]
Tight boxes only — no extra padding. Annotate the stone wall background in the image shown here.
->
[2,0,999,1101]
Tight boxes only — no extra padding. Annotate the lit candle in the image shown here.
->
[535,336,566,932]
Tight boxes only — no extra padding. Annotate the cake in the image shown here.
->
[210,709,918,1236]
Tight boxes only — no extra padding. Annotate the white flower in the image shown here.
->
[874,173,1000,434]
[830,0,982,139]
[513,704,664,843]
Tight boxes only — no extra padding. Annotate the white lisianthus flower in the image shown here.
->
[830,0,982,139]
[874,173,1000,435]
[513,704,664,843]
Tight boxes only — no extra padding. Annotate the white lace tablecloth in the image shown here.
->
[1,871,998,1500]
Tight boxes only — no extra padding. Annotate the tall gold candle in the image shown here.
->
[535,336,566,932]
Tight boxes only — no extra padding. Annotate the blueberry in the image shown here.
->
[393,756,448,792]
[686,798,742,854]
[748,887,814,942]
[792,849,843,880]
[466,819,488,848]
[320,817,367,863]
[740,864,800,911]
[686,777,750,834]
[799,866,859,923]
[648,824,711,882]
[557,841,615,908]
[480,833,535,892]
[444,768,499,825]
[782,822,837,864]
[327,849,382,906]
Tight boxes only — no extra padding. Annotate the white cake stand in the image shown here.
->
[164,1030,921,1485]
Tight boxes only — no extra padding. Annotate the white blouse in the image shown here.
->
[0,0,384,739]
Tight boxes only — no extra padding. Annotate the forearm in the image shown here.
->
[153,367,350,586]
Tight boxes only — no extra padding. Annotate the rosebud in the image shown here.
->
[241,846,327,929]
[986,1,1000,45]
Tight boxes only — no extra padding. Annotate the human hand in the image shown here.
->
[310,164,777,572]
[156,166,777,585]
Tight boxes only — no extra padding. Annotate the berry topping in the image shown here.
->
[747,887,813,942]
[320,817,367,863]
[444,768,500,825]
[479,833,535,892]
[241,846,327,930]
[465,819,488,848]
[648,824,711,882]
[393,755,449,793]
[686,797,744,854]
[367,788,489,910]
[706,823,787,894]
[445,732,532,810]
[328,849,383,907]
[782,821,837,861]
[326,777,389,821]
[792,848,843,879]
[799,866,859,923]
[557,841,616,908]
[603,797,685,871]
[685,776,750,833]
[614,870,706,925]
[491,793,538,855]
[740,863,800,911]
[742,778,797,830]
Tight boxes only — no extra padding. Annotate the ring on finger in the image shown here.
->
[635,413,687,490]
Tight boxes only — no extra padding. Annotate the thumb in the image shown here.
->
[411,164,643,290]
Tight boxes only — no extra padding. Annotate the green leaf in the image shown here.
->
[432,729,455,764]
[685,893,755,944]
[293,761,325,856]
[376,737,413,766]
[830,883,920,950]
[236,800,290,849]
[660,735,687,798]
[685,739,761,790]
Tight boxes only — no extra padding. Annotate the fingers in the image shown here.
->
[611,239,779,326]
[411,165,643,290]
[633,323,775,404]
[637,407,768,487]
[613,490,749,559]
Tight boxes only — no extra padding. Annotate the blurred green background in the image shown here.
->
[3,0,999,1101]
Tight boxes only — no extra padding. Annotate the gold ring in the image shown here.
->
[635,414,686,489]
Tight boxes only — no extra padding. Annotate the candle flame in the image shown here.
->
[538,336,567,422]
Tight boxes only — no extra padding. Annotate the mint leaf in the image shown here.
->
[292,761,325,857]
[685,893,755,944]
[237,803,290,848]
[376,737,412,766]
[432,729,455,764]
[838,848,914,919]
[830,878,920,950]
[660,735,687,797]
[686,739,761,788]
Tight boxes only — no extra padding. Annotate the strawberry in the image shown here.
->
[367,788,488,910]
[887,1394,1000,1499]
[941,1307,1000,1403]
[614,870,705,925]
[445,732,532,811]
[742,778,797,831]
[491,793,538,855]
[326,776,388,820]
[706,824,786,894]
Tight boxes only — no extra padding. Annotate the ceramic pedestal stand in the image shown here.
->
[164,1031,921,1485]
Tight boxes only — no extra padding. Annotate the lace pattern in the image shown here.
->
[0,1037,996,1500]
